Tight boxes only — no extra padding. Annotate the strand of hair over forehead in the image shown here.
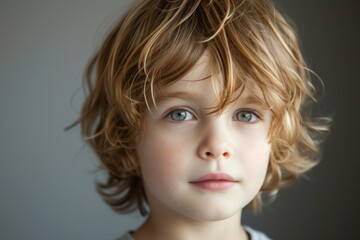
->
[140,0,314,114]
[202,0,239,109]
[139,0,200,110]
[200,0,238,42]
[137,0,241,111]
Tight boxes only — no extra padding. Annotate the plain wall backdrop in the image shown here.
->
[1,0,359,239]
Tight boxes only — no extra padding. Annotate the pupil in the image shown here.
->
[172,111,186,120]
[238,112,251,122]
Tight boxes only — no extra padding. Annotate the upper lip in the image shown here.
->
[190,173,237,182]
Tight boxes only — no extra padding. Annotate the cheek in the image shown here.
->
[136,138,191,210]
[242,143,270,176]
[236,126,271,156]
[136,133,188,190]
[235,129,271,186]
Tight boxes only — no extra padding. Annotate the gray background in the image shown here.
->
[1,0,359,239]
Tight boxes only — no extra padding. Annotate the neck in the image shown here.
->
[132,210,248,240]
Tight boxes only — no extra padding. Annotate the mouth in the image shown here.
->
[189,173,238,191]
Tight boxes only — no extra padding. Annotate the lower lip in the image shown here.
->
[190,180,237,191]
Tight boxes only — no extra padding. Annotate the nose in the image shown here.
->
[197,119,233,161]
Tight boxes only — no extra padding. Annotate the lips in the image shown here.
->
[190,173,238,191]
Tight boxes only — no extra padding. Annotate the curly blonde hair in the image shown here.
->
[79,0,330,215]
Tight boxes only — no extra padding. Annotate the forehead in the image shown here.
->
[155,52,268,109]
[159,51,221,93]
[172,52,215,85]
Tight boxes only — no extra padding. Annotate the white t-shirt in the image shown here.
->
[244,226,272,240]
[117,226,272,240]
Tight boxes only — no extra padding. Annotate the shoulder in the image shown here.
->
[116,232,134,240]
[117,228,271,240]
[244,226,272,240]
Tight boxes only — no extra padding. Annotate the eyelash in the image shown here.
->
[165,108,261,123]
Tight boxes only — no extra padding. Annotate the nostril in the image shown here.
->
[204,151,230,158]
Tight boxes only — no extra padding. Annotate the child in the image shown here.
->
[78,0,330,239]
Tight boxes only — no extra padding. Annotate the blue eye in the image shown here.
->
[234,111,258,123]
[167,109,195,121]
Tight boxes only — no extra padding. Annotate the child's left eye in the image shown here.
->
[233,110,259,123]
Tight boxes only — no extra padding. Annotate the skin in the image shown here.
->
[133,54,272,240]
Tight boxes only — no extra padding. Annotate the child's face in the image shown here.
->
[136,53,272,222]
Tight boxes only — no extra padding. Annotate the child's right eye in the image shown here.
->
[166,109,195,122]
